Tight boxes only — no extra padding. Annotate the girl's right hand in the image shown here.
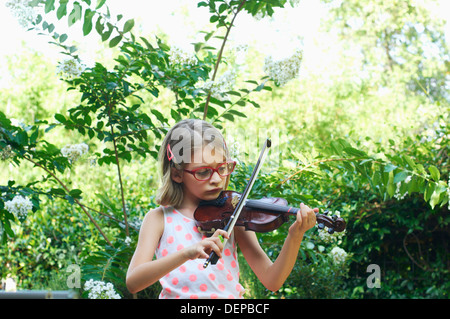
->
[183,229,229,260]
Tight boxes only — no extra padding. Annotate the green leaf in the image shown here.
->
[69,189,82,198]
[123,19,134,33]
[59,33,68,43]
[428,165,440,182]
[29,128,39,144]
[228,109,247,118]
[109,35,122,48]
[16,130,28,146]
[386,171,395,197]
[45,0,55,13]
[429,190,441,209]
[151,109,167,124]
[68,2,82,27]
[402,155,416,170]
[83,9,95,36]
[330,140,343,155]
[96,0,106,9]
[139,36,153,50]
[101,23,114,42]
[55,113,66,123]
[222,113,234,121]
[218,3,228,13]
[424,182,434,202]
[384,164,397,173]
[394,171,408,184]
[56,2,67,20]
[95,15,104,34]
[249,100,261,108]
[343,147,367,157]
[51,188,66,196]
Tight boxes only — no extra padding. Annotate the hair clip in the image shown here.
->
[166,144,174,161]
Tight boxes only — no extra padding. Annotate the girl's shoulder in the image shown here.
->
[146,205,165,218]
[141,206,165,234]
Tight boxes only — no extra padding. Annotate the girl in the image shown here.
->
[126,119,317,298]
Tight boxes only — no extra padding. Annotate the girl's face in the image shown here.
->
[171,148,229,203]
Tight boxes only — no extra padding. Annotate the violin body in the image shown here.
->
[194,190,346,234]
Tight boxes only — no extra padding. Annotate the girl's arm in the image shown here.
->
[126,208,228,294]
[235,203,317,292]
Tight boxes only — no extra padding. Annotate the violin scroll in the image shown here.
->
[316,210,346,234]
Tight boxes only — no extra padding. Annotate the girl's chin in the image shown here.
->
[201,189,222,199]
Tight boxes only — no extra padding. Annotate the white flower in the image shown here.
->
[61,143,89,163]
[0,145,14,161]
[5,195,33,220]
[329,246,348,265]
[10,118,25,127]
[201,70,237,100]
[263,49,303,86]
[84,279,121,299]
[56,57,86,81]
[124,236,132,246]
[233,44,249,65]
[3,276,17,292]
[317,210,345,243]
[394,182,408,200]
[5,0,38,29]
[169,46,197,66]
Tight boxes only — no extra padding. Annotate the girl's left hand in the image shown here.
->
[288,203,317,237]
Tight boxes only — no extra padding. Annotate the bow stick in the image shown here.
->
[203,138,272,268]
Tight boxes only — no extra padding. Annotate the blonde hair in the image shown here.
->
[155,119,230,207]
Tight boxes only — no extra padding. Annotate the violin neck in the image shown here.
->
[245,199,299,215]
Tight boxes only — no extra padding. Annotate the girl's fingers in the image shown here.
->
[193,229,229,260]
[212,229,229,240]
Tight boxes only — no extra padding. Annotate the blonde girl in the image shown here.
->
[126,119,317,298]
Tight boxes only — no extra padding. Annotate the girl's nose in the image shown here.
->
[210,171,222,183]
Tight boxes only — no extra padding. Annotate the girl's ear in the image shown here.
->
[171,166,183,184]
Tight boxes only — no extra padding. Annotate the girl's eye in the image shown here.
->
[218,166,227,174]
[196,168,212,177]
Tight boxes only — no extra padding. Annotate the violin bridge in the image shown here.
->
[231,194,240,209]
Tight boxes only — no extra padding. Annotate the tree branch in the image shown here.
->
[23,156,113,247]
[203,0,247,120]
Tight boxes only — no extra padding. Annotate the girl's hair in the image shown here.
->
[155,119,230,207]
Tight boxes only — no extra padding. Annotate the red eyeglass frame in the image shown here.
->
[183,161,236,181]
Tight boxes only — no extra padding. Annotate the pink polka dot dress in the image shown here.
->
[155,206,245,299]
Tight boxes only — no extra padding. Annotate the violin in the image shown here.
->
[198,138,346,268]
[194,190,347,234]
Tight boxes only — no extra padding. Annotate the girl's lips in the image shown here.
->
[206,188,222,193]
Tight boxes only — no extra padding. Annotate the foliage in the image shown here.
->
[1,0,449,299]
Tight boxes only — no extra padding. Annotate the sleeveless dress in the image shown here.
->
[155,206,245,299]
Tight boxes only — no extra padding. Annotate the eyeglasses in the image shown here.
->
[184,161,236,181]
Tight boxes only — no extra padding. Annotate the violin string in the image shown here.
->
[245,199,298,215]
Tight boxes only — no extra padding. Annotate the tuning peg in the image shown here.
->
[332,215,338,221]
[328,227,335,234]
[317,223,325,229]
[323,210,329,215]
